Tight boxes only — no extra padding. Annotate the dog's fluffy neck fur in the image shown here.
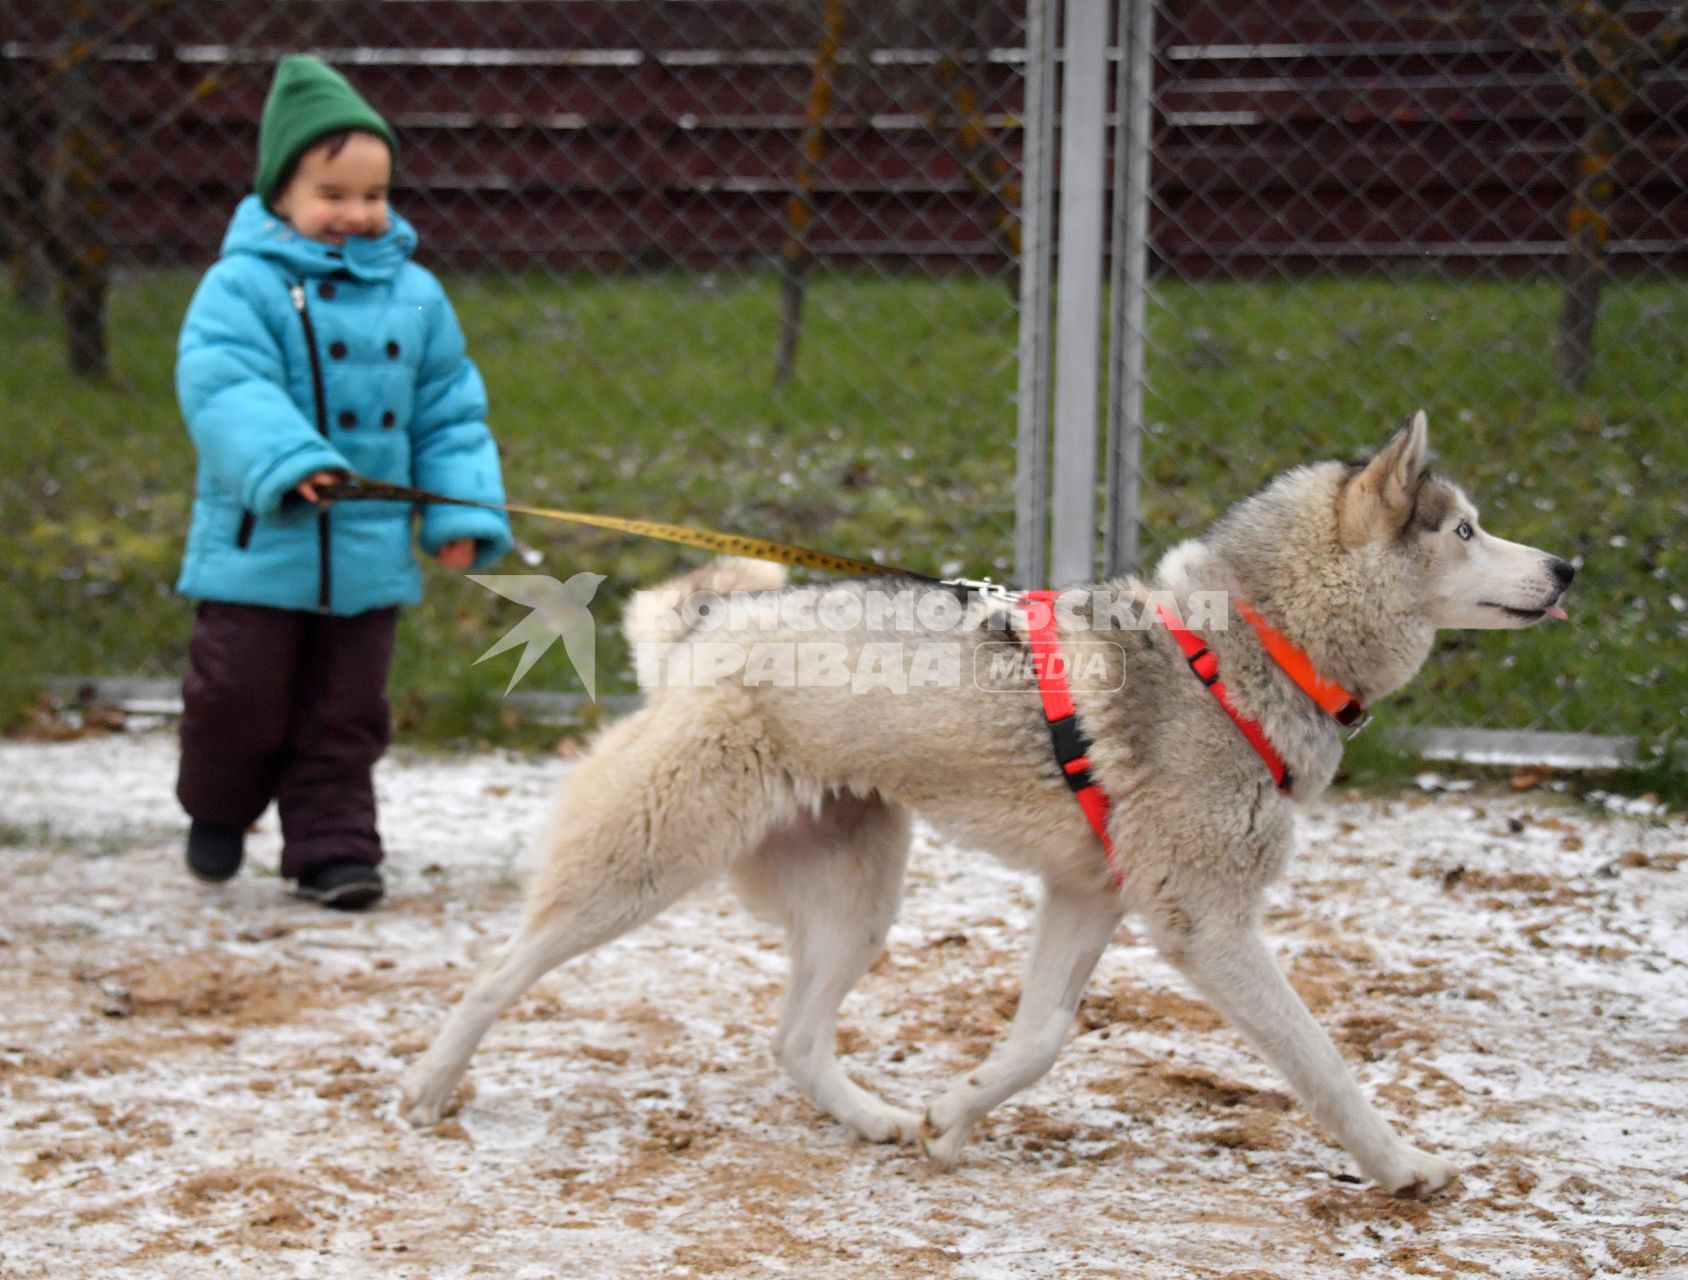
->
[1157,461,1437,707]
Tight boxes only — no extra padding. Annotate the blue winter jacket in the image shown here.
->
[175,196,513,615]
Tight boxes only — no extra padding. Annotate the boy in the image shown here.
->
[174,56,512,909]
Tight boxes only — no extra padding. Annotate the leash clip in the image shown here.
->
[941,575,1016,604]
[1345,712,1373,741]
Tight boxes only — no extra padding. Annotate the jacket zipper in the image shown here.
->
[289,281,333,612]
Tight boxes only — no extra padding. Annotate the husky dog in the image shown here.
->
[401,412,1572,1197]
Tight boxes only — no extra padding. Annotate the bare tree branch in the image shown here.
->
[27,0,185,101]
[775,0,849,387]
[1552,1,1686,389]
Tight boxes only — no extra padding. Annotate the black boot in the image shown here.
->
[293,861,385,911]
[186,820,245,883]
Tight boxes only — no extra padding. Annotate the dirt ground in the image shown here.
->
[1,733,1684,1279]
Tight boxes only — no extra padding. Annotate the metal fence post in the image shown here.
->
[1048,0,1109,586]
[1104,0,1154,577]
[1014,0,1057,589]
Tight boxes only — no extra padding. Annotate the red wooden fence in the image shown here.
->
[4,1,1685,273]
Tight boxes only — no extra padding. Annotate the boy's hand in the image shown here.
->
[295,471,343,504]
[435,539,475,570]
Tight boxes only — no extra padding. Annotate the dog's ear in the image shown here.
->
[1339,410,1429,545]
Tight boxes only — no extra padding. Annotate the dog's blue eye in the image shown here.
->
[1455,520,1473,541]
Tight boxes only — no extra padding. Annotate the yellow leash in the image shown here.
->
[318,473,966,587]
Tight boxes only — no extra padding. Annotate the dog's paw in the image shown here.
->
[399,1061,461,1129]
[402,1098,446,1129]
[1374,1146,1460,1199]
[918,1115,971,1170]
[853,1104,923,1146]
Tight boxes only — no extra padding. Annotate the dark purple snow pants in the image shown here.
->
[176,601,399,878]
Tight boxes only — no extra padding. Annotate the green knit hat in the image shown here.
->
[255,56,398,205]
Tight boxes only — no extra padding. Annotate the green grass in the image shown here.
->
[1,268,1681,782]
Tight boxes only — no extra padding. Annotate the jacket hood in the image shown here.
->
[220,194,418,282]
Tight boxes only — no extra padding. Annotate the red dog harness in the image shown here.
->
[1020,590,1123,886]
[1156,603,1291,789]
[1022,591,1366,883]
[1155,601,1365,793]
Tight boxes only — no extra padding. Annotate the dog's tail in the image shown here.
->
[625,556,788,690]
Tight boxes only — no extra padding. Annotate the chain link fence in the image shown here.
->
[2,1,1681,762]
[1129,0,1684,762]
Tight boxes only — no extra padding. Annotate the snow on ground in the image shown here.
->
[0,731,1684,1279]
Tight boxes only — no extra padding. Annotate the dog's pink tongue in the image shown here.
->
[1546,604,1569,621]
